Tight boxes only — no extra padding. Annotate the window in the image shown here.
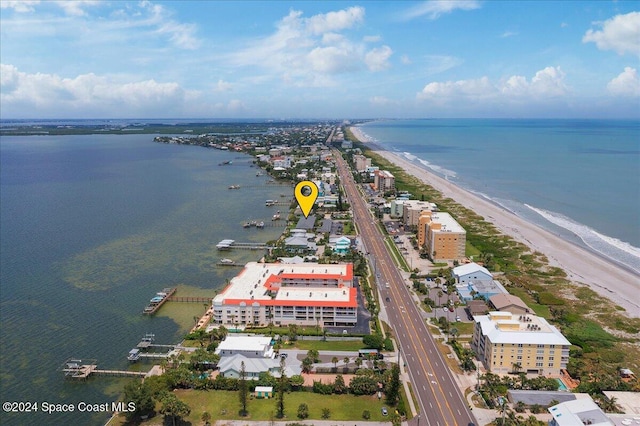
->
[548,363,555,367]
[536,362,543,367]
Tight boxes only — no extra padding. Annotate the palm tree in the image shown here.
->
[437,290,444,308]
[332,356,339,371]
[512,362,522,374]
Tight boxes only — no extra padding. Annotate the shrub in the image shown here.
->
[297,403,309,419]
[362,410,371,419]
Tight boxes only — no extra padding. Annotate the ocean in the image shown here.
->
[0,134,289,425]
[358,119,640,274]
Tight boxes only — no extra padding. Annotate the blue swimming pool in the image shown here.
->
[556,378,568,391]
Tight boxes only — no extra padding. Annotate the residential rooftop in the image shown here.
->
[475,311,571,346]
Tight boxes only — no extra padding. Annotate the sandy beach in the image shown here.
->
[349,126,640,318]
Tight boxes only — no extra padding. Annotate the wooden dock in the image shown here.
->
[61,360,147,380]
[167,296,212,303]
[142,287,176,315]
[216,240,272,251]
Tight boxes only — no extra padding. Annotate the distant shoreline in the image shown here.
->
[349,126,640,318]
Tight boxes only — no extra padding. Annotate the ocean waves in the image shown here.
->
[400,151,457,179]
[525,204,640,274]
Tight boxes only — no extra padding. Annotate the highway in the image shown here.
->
[333,149,476,426]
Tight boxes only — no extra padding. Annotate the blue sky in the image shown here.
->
[1,0,639,119]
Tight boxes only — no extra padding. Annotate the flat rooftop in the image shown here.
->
[476,311,571,346]
[431,212,465,233]
[213,261,355,307]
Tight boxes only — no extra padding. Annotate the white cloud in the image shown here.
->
[214,80,233,92]
[607,67,640,97]
[0,64,201,117]
[365,45,393,71]
[54,1,100,16]
[400,0,481,21]
[370,96,397,106]
[363,35,381,43]
[307,46,357,73]
[0,1,40,12]
[424,55,463,75]
[227,6,391,86]
[401,55,412,65]
[417,66,568,101]
[305,6,365,34]
[583,12,640,56]
[501,30,518,38]
[140,1,201,50]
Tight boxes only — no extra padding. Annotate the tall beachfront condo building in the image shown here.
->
[212,262,356,328]
[353,154,371,172]
[374,170,395,193]
[401,200,437,228]
[417,211,466,262]
[471,311,571,376]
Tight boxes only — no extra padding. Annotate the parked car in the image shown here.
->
[381,407,388,416]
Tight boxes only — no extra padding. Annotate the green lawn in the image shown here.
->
[293,339,365,352]
[172,389,392,423]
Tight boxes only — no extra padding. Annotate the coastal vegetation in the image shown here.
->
[343,126,640,397]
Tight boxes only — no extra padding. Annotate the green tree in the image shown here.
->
[159,392,191,426]
[349,374,378,395]
[363,334,384,350]
[122,381,155,422]
[201,411,211,425]
[301,356,314,373]
[307,349,320,363]
[332,356,339,370]
[362,410,371,420]
[297,403,309,419]
[333,374,347,394]
[239,361,249,416]
[289,374,305,390]
[385,363,401,405]
[276,356,286,418]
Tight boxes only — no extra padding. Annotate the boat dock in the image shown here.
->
[61,359,148,380]
[142,287,176,315]
[216,239,271,250]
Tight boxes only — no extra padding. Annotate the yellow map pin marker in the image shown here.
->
[294,181,318,218]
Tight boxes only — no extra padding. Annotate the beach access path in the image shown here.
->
[349,127,640,319]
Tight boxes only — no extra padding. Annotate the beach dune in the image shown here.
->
[349,126,640,318]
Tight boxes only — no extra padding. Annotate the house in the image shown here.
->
[489,294,531,315]
[332,236,352,255]
[456,280,508,302]
[548,396,613,426]
[214,335,274,359]
[452,262,492,284]
[466,300,490,317]
[217,354,301,379]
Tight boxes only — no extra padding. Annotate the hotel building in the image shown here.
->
[471,311,571,376]
[417,211,466,262]
[374,170,395,193]
[212,262,356,328]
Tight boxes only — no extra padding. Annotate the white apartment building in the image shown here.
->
[212,262,357,328]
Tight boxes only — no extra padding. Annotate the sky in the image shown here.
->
[1,0,639,119]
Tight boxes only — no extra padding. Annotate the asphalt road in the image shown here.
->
[333,149,476,426]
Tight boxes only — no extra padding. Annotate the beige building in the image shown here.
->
[489,294,532,315]
[373,170,395,193]
[418,211,466,262]
[401,200,437,228]
[471,311,571,375]
[353,154,371,172]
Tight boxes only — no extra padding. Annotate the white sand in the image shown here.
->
[349,127,640,318]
